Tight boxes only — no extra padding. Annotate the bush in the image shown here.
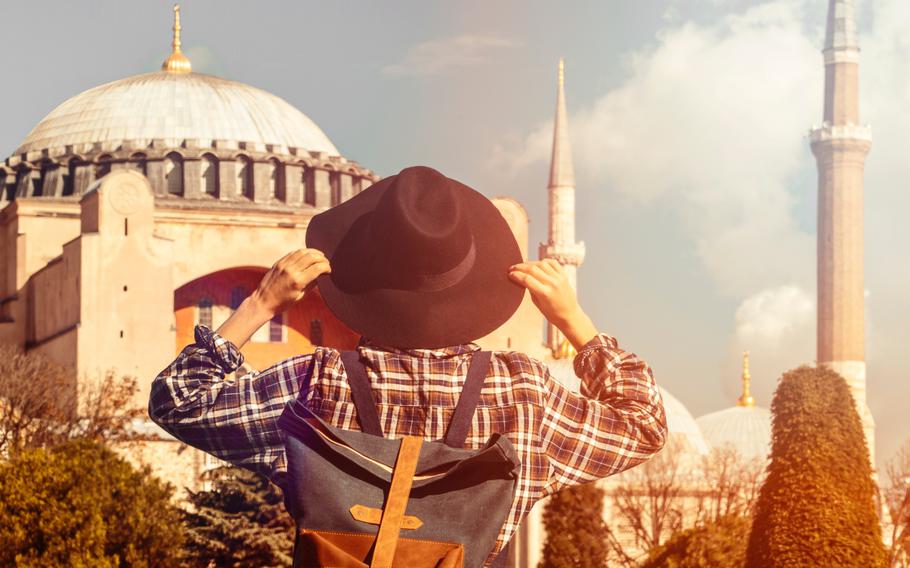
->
[642,515,751,568]
[0,439,184,567]
[182,465,294,567]
[745,365,886,567]
[539,480,610,568]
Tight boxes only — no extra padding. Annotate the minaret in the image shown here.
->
[810,0,875,460]
[540,58,586,353]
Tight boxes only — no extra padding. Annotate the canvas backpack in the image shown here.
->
[277,349,521,568]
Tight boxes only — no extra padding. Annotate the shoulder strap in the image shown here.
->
[340,351,383,436]
[339,349,493,447]
[444,350,492,448]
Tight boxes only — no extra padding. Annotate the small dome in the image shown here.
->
[15,71,339,156]
[696,405,772,461]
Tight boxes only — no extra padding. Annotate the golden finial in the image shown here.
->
[737,350,755,407]
[553,337,577,360]
[161,4,192,74]
[557,57,565,89]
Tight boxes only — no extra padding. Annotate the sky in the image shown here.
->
[1,0,907,471]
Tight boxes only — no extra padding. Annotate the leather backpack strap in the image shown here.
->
[443,350,492,448]
[371,435,424,568]
[340,351,383,436]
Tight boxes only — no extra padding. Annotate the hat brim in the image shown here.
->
[306,175,525,348]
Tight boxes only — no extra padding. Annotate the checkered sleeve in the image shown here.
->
[539,333,667,495]
[148,324,314,482]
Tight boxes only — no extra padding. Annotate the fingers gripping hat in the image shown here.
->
[306,165,524,348]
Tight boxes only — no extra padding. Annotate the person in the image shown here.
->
[149,165,667,566]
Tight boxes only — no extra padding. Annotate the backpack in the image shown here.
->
[277,349,521,568]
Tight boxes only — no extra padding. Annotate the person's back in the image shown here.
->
[149,166,668,566]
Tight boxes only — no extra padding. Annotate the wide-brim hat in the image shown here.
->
[306,165,524,348]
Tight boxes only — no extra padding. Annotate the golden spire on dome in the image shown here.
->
[161,4,192,74]
[737,350,756,407]
[553,338,577,360]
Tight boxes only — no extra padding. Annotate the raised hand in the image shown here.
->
[508,259,598,351]
[251,248,331,318]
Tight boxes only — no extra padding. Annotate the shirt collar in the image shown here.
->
[357,336,480,359]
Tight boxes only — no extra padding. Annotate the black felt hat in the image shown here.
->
[306,165,524,348]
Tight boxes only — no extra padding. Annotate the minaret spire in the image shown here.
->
[737,351,755,408]
[162,4,192,74]
[811,0,874,461]
[548,58,576,191]
[540,58,585,354]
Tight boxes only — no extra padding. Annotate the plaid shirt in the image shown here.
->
[149,325,667,564]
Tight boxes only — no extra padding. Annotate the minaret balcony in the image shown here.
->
[539,241,586,266]
[809,123,872,144]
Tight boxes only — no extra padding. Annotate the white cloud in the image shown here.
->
[728,284,815,406]
[496,0,910,466]
[501,0,820,297]
[734,285,814,345]
[382,35,517,76]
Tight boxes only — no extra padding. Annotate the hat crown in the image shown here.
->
[371,167,473,278]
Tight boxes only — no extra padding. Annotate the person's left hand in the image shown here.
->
[251,248,331,318]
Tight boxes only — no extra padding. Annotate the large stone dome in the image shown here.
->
[16,71,339,157]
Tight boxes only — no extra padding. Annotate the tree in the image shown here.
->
[885,440,910,567]
[694,446,764,525]
[0,342,144,457]
[641,514,751,568]
[0,439,184,567]
[182,465,295,567]
[745,365,887,567]
[539,480,611,568]
[604,440,688,566]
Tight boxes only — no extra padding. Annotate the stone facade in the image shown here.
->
[0,138,375,210]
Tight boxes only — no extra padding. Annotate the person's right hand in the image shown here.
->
[508,259,598,350]
[251,248,331,318]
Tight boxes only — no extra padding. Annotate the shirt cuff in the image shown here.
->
[573,332,619,379]
[194,324,245,372]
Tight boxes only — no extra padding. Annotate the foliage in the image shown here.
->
[540,480,611,568]
[182,465,295,567]
[0,439,184,567]
[694,446,765,525]
[745,365,887,567]
[885,440,910,567]
[0,342,144,457]
[605,440,688,566]
[641,514,751,568]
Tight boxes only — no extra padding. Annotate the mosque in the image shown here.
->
[0,0,868,565]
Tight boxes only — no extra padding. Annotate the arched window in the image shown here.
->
[303,167,315,206]
[201,154,218,196]
[329,171,341,206]
[230,286,247,311]
[267,158,284,201]
[237,156,253,199]
[269,313,284,342]
[165,152,184,196]
[129,153,147,176]
[62,158,81,196]
[96,155,113,178]
[310,319,324,346]
[197,297,213,329]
